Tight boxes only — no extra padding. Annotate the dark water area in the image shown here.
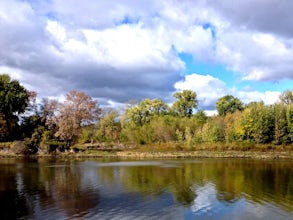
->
[0,158,293,220]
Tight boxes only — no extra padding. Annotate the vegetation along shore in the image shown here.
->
[1,73,293,159]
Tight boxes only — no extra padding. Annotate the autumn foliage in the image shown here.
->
[2,74,293,154]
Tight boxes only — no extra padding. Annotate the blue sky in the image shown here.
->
[0,0,292,112]
[179,53,236,86]
[180,52,291,93]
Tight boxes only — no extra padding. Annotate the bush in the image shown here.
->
[12,141,30,155]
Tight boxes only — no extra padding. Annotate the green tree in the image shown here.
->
[202,116,225,143]
[193,110,208,125]
[240,102,274,144]
[20,91,44,139]
[190,110,207,143]
[0,74,29,141]
[121,99,169,145]
[148,115,178,143]
[172,90,198,117]
[223,111,242,143]
[124,98,168,126]
[216,95,243,116]
[273,104,288,144]
[286,104,293,142]
[96,110,121,142]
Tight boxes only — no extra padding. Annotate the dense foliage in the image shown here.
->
[216,95,243,116]
[2,73,293,153]
[0,74,29,141]
[172,90,197,117]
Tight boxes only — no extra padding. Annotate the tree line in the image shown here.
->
[1,73,293,153]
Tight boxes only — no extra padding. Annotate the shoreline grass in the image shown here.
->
[1,142,293,160]
[0,149,292,160]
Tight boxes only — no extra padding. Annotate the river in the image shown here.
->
[0,158,292,219]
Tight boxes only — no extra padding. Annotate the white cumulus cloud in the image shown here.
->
[0,0,291,109]
[174,73,280,110]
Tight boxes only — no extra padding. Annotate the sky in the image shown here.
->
[1,0,293,112]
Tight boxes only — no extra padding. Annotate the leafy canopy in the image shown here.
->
[172,90,198,117]
[125,98,168,126]
[216,95,243,116]
[0,74,29,117]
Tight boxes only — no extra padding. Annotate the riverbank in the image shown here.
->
[115,150,293,159]
[1,142,293,159]
[0,149,293,160]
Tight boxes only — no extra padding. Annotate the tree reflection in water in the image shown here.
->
[0,158,292,219]
[0,158,100,219]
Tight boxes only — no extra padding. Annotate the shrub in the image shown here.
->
[12,141,28,154]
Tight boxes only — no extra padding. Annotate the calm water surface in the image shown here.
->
[0,158,293,220]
